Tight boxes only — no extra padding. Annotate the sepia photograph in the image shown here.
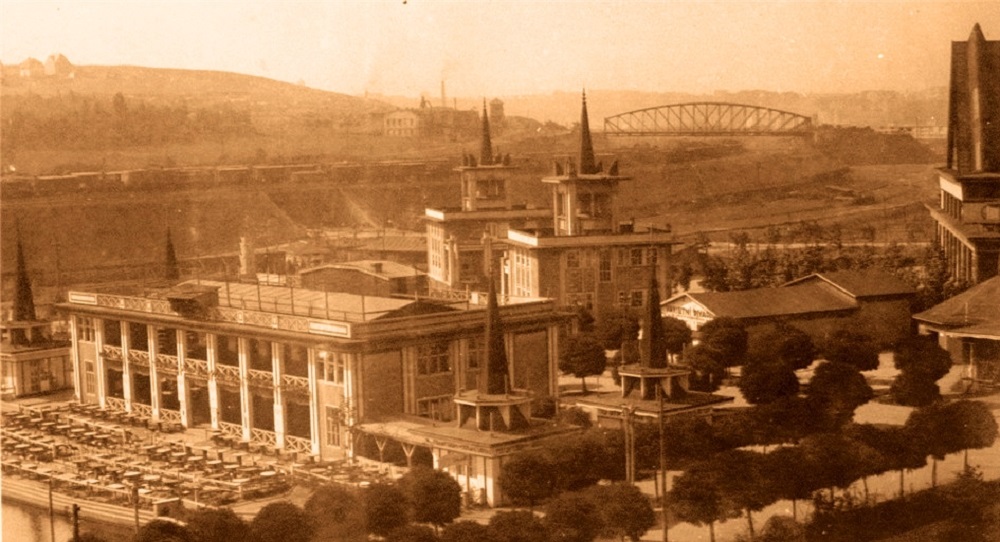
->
[1,1,999,541]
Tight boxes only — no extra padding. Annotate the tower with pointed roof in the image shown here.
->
[503,92,680,320]
[930,24,1000,284]
[425,102,551,293]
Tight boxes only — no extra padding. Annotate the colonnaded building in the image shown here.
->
[59,280,576,505]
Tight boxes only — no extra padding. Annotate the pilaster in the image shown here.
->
[147,325,160,421]
[272,343,286,449]
[238,337,252,442]
[207,333,219,430]
[176,330,190,427]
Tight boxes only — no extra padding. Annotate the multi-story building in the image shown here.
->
[424,103,550,293]
[503,93,679,320]
[929,24,1000,284]
[60,279,572,505]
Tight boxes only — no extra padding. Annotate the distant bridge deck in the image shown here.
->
[604,102,813,137]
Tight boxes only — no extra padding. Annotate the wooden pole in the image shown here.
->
[658,384,669,542]
[48,476,55,542]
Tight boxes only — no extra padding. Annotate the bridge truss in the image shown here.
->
[604,102,812,137]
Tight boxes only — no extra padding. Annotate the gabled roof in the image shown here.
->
[913,276,1000,329]
[783,270,914,298]
[663,283,857,320]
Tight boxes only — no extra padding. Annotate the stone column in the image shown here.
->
[238,337,253,443]
[176,330,190,427]
[272,343,286,450]
[95,319,107,408]
[207,334,220,430]
[147,324,160,422]
[69,316,82,402]
[121,321,132,412]
[307,349,321,456]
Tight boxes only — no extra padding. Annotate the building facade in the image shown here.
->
[425,103,551,293]
[503,93,678,320]
[662,270,915,349]
[60,281,570,504]
[930,24,1000,284]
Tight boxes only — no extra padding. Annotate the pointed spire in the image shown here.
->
[579,89,599,174]
[481,278,510,395]
[971,22,985,42]
[480,99,493,166]
[11,228,36,345]
[640,273,666,369]
[165,228,180,280]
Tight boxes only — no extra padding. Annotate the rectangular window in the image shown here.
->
[325,406,341,447]
[417,395,454,422]
[566,251,580,268]
[320,352,345,384]
[417,342,451,375]
[618,291,628,305]
[631,290,646,307]
[84,360,96,394]
[467,338,484,370]
[630,248,644,266]
[77,317,95,342]
[599,251,612,282]
[648,248,658,266]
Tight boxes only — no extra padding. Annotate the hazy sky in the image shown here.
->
[3,1,999,98]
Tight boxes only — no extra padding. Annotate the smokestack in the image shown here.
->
[441,80,446,108]
[239,236,256,278]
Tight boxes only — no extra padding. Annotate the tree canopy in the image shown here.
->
[364,483,410,537]
[249,501,314,542]
[558,332,607,393]
[586,483,657,542]
[544,492,604,542]
[891,336,953,406]
[806,361,874,430]
[822,329,879,371]
[498,451,556,510]
[399,466,463,530]
[699,317,749,367]
[304,484,365,542]
[185,507,249,542]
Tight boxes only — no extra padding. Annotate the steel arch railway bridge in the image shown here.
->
[604,102,813,137]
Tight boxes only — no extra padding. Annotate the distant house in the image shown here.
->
[384,110,421,137]
[44,53,73,76]
[662,269,915,348]
[913,276,1000,389]
[18,57,43,78]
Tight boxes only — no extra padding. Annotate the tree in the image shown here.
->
[760,326,816,371]
[758,516,806,542]
[669,461,737,542]
[440,521,496,542]
[586,483,656,542]
[544,492,604,542]
[739,360,800,405]
[488,510,550,542]
[596,309,640,354]
[304,484,365,542]
[135,520,194,542]
[700,317,748,367]
[386,525,439,542]
[399,467,462,532]
[822,329,879,371]
[685,344,726,392]
[364,482,410,537]
[805,361,874,431]
[72,534,109,542]
[250,501,314,542]
[891,336,952,406]
[661,316,693,362]
[949,400,999,468]
[761,446,822,520]
[711,450,778,540]
[559,333,607,394]
[186,507,249,542]
[164,228,180,280]
[498,452,556,511]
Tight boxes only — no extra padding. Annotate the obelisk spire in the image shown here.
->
[480,99,493,166]
[579,90,598,174]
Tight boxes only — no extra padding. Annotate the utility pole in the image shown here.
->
[48,476,55,542]
[72,503,81,542]
[658,385,669,542]
[132,483,140,535]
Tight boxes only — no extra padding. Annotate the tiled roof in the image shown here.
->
[913,276,1000,330]
[681,283,857,320]
[784,270,915,298]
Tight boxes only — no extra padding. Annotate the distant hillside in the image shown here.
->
[1,64,390,116]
